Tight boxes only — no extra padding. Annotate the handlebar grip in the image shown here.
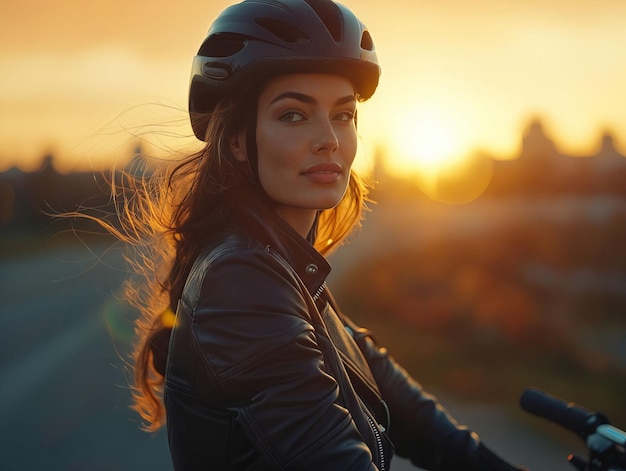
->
[520,388,604,440]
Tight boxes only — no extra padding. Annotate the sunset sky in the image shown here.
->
[1,0,626,177]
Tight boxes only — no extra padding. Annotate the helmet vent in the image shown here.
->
[304,0,343,42]
[199,33,246,58]
[360,30,374,51]
[255,18,310,43]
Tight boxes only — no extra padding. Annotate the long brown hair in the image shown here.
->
[110,94,371,431]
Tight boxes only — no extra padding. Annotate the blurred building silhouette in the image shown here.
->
[1,121,625,235]
[485,118,626,197]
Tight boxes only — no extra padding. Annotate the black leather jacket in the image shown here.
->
[162,196,523,470]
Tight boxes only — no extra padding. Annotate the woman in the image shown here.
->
[123,0,527,469]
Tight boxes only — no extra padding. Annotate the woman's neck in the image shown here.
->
[275,206,318,239]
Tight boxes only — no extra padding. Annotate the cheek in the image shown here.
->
[255,128,296,194]
[256,137,295,174]
[256,123,304,169]
[341,128,359,163]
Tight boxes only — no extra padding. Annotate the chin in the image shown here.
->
[312,197,344,211]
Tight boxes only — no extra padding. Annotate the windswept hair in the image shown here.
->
[95,96,371,431]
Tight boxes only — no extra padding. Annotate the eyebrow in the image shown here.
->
[269,92,356,106]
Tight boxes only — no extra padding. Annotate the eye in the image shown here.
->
[335,110,356,122]
[280,111,305,122]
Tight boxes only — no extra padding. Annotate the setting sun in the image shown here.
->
[365,99,496,204]
[387,103,470,177]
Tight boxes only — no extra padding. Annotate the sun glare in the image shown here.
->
[387,104,470,177]
[377,102,495,204]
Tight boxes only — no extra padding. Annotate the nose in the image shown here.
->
[312,118,339,154]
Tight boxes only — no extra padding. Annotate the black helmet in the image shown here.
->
[189,0,380,141]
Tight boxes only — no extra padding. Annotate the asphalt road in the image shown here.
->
[0,242,584,470]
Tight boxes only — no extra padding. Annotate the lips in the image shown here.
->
[301,162,343,183]
[302,162,343,176]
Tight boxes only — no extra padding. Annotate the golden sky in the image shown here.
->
[1,0,626,175]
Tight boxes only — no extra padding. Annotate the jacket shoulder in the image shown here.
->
[170,231,318,396]
[181,231,298,309]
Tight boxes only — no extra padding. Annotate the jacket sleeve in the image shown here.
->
[178,248,378,470]
[349,325,526,471]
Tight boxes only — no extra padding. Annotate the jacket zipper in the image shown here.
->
[364,408,386,471]
[312,281,326,302]
[325,334,386,471]
[322,326,386,471]
[281,258,381,469]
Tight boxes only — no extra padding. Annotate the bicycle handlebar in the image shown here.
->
[519,388,608,440]
[520,388,626,471]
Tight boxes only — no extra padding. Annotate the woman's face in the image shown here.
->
[234,73,358,235]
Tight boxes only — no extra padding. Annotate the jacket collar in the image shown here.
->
[230,186,331,300]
